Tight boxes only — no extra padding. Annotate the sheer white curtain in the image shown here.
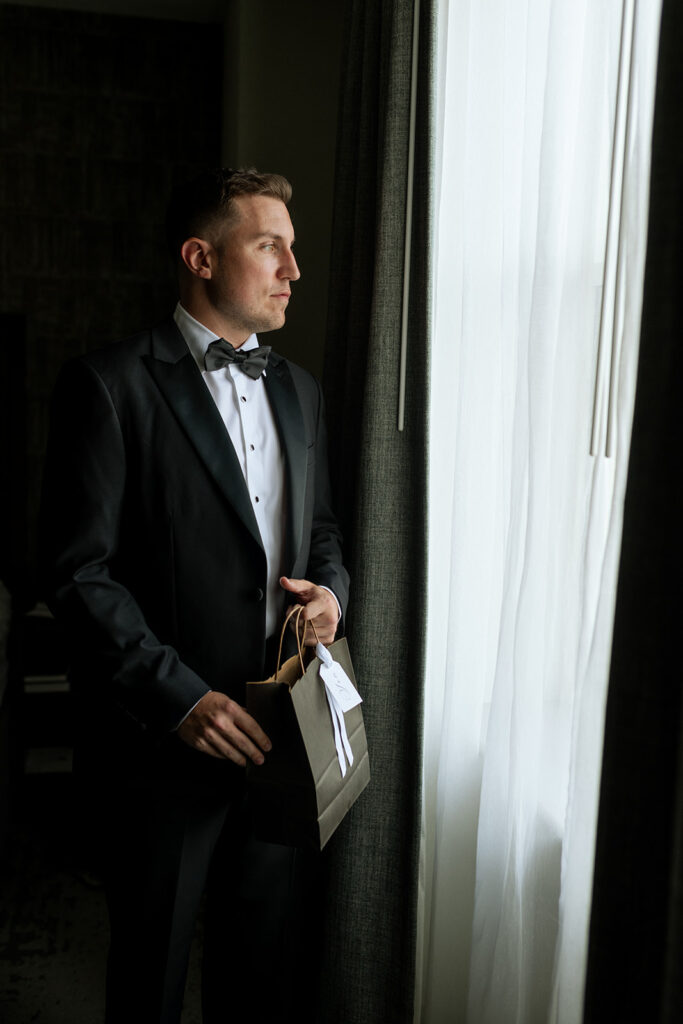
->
[417,2,662,1022]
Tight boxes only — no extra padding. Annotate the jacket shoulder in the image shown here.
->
[85,328,154,365]
[58,318,184,386]
[82,320,172,373]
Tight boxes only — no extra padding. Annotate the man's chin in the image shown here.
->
[257,314,287,336]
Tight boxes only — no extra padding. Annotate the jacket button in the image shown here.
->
[254,588,264,602]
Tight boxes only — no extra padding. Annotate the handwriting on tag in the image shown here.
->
[317,648,362,714]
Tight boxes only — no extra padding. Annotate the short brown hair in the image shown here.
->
[165,167,292,259]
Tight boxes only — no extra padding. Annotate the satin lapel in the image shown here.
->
[264,356,307,568]
[142,321,263,552]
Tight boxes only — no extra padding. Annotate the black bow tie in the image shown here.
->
[204,338,271,379]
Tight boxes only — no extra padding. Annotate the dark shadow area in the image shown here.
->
[0,773,109,1023]
[0,5,222,1018]
[0,2,223,590]
[0,770,203,1022]
[584,1,683,1021]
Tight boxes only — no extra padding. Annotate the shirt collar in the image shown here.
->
[173,302,259,370]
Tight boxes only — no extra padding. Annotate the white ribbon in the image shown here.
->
[316,643,362,778]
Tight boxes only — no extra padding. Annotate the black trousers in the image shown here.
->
[101,773,316,1024]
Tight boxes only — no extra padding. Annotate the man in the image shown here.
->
[40,168,349,1023]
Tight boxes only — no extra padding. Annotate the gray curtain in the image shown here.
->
[583,1,683,1021]
[317,2,435,1022]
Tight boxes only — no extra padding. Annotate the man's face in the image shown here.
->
[207,194,300,343]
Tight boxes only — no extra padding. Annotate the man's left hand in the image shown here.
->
[279,576,339,646]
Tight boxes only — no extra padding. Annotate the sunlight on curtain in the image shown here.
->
[417,2,662,1022]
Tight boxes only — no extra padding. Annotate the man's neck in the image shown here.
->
[179,297,250,348]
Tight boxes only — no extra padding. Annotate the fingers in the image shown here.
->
[280,577,339,646]
[177,691,271,766]
[299,612,336,647]
[230,702,272,760]
[287,599,336,646]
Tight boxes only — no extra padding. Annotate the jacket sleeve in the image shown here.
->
[39,357,210,733]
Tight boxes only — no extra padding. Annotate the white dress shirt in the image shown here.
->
[174,302,287,636]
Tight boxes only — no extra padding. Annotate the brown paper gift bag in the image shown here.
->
[246,607,370,850]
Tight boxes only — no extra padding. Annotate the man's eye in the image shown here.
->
[261,243,276,252]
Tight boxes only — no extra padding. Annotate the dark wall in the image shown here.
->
[223,0,346,379]
[0,3,222,594]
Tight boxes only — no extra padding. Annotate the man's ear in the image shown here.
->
[180,237,214,279]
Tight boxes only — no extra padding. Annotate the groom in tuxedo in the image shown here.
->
[41,168,349,1023]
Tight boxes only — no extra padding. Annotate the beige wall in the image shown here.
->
[223,0,345,377]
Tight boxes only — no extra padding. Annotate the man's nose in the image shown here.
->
[280,250,300,281]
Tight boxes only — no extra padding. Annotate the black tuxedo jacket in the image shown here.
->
[41,317,349,775]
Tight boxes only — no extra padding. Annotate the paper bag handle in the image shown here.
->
[274,605,322,682]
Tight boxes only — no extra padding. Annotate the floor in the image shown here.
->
[0,773,202,1023]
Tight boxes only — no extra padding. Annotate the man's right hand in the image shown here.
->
[177,691,271,766]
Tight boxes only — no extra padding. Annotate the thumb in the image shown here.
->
[280,576,307,595]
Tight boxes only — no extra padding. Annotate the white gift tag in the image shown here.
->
[316,643,362,776]
[316,643,362,713]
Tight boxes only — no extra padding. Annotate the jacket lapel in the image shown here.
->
[142,319,264,552]
[264,354,307,570]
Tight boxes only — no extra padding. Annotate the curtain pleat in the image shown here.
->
[420,2,661,1021]
[584,1,683,1020]
[318,2,434,1022]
